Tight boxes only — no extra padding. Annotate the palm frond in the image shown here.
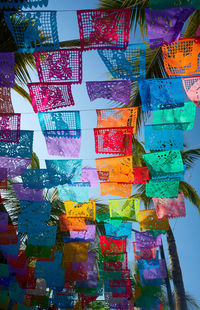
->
[131,183,152,208]
[13,83,32,104]
[183,10,200,38]
[181,148,200,170]
[98,0,149,34]
[30,152,40,169]
[179,181,200,212]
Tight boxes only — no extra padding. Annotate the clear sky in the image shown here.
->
[12,0,200,303]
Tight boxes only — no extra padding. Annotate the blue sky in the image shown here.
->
[12,0,200,303]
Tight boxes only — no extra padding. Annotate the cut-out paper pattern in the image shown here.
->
[96,107,138,131]
[100,182,132,198]
[182,76,200,107]
[0,157,31,179]
[149,0,200,9]
[109,198,140,220]
[0,168,7,181]
[70,225,96,242]
[96,155,133,183]
[77,9,131,50]
[0,52,15,88]
[79,168,99,188]
[133,243,157,260]
[152,101,196,131]
[153,192,186,219]
[143,150,184,178]
[0,130,33,158]
[57,182,90,203]
[26,244,52,258]
[105,222,132,238]
[142,259,167,279]
[27,226,57,247]
[45,159,82,184]
[0,87,14,113]
[146,178,179,198]
[132,167,149,184]
[0,113,20,142]
[22,169,51,189]
[44,133,81,157]
[162,38,200,76]
[138,78,185,111]
[94,127,133,155]
[59,216,87,232]
[28,83,75,113]
[63,242,89,262]
[0,0,49,8]
[135,231,162,249]
[98,44,146,80]
[38,111,80,131]
[86,80,131,104]
[0,225,18,245]
[20,200,51,219]
[145,7,194,49]
[4,11,59,53]
[138,209,169,231]
[144,125,183,151]
[64,200,96,221]
[34,49,82,83]
[12,183,43,201]
[99,236,126,255]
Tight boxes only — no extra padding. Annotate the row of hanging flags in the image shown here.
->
[0,0,199,308]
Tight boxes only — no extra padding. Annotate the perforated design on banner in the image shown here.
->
[105,222,132,238]
[63,242,89,262]
[0,212,8,233]
[96,155,133,183]
[44,134,81,157]
[0,130,33,158]
[109,198,140,220]
[152,101,196,130]
[138,209,169,231]
[143,259,167,279]
[0,114,20,142]
[22,169,51,189]
[38,111,80,131]
[77,9,131,50]
[0,225,17,245]
[28,83,75,113]
[86,80,131,104]
[98,44,146,80]
[135,231,162,249]
[99,236,126,255]
[79,168,99,188]
[133,243,157,260]
[96,107,138,131]
[34,49,82,83]
[64,200,96,221]
[142,150,184,178]
[144,125,183,150]
[0,157,31,179]
[153,192,186,219]
[162,38,200,76]
[145,7,194,49]
[182,76,200,106]
[27,226,57,247]
[59,215,87,231]
[0,87,14,113]
[12,183,43,201]
[4,11,59,53]
[94,127,133,155]
[100,182,132,198]
[146,178,179,198]
[0,52,15,87]
[138,78,185,111]
[70,225,96,241]
[0,0,49,8]
[57,182,90,203]
[45,159,82,184]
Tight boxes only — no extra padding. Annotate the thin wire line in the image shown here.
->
[18,1,147,13]
[14,106,142,114]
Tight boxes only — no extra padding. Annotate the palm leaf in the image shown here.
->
[179,181,200,212]
[181,148,200,170]
[13,83,31,104]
